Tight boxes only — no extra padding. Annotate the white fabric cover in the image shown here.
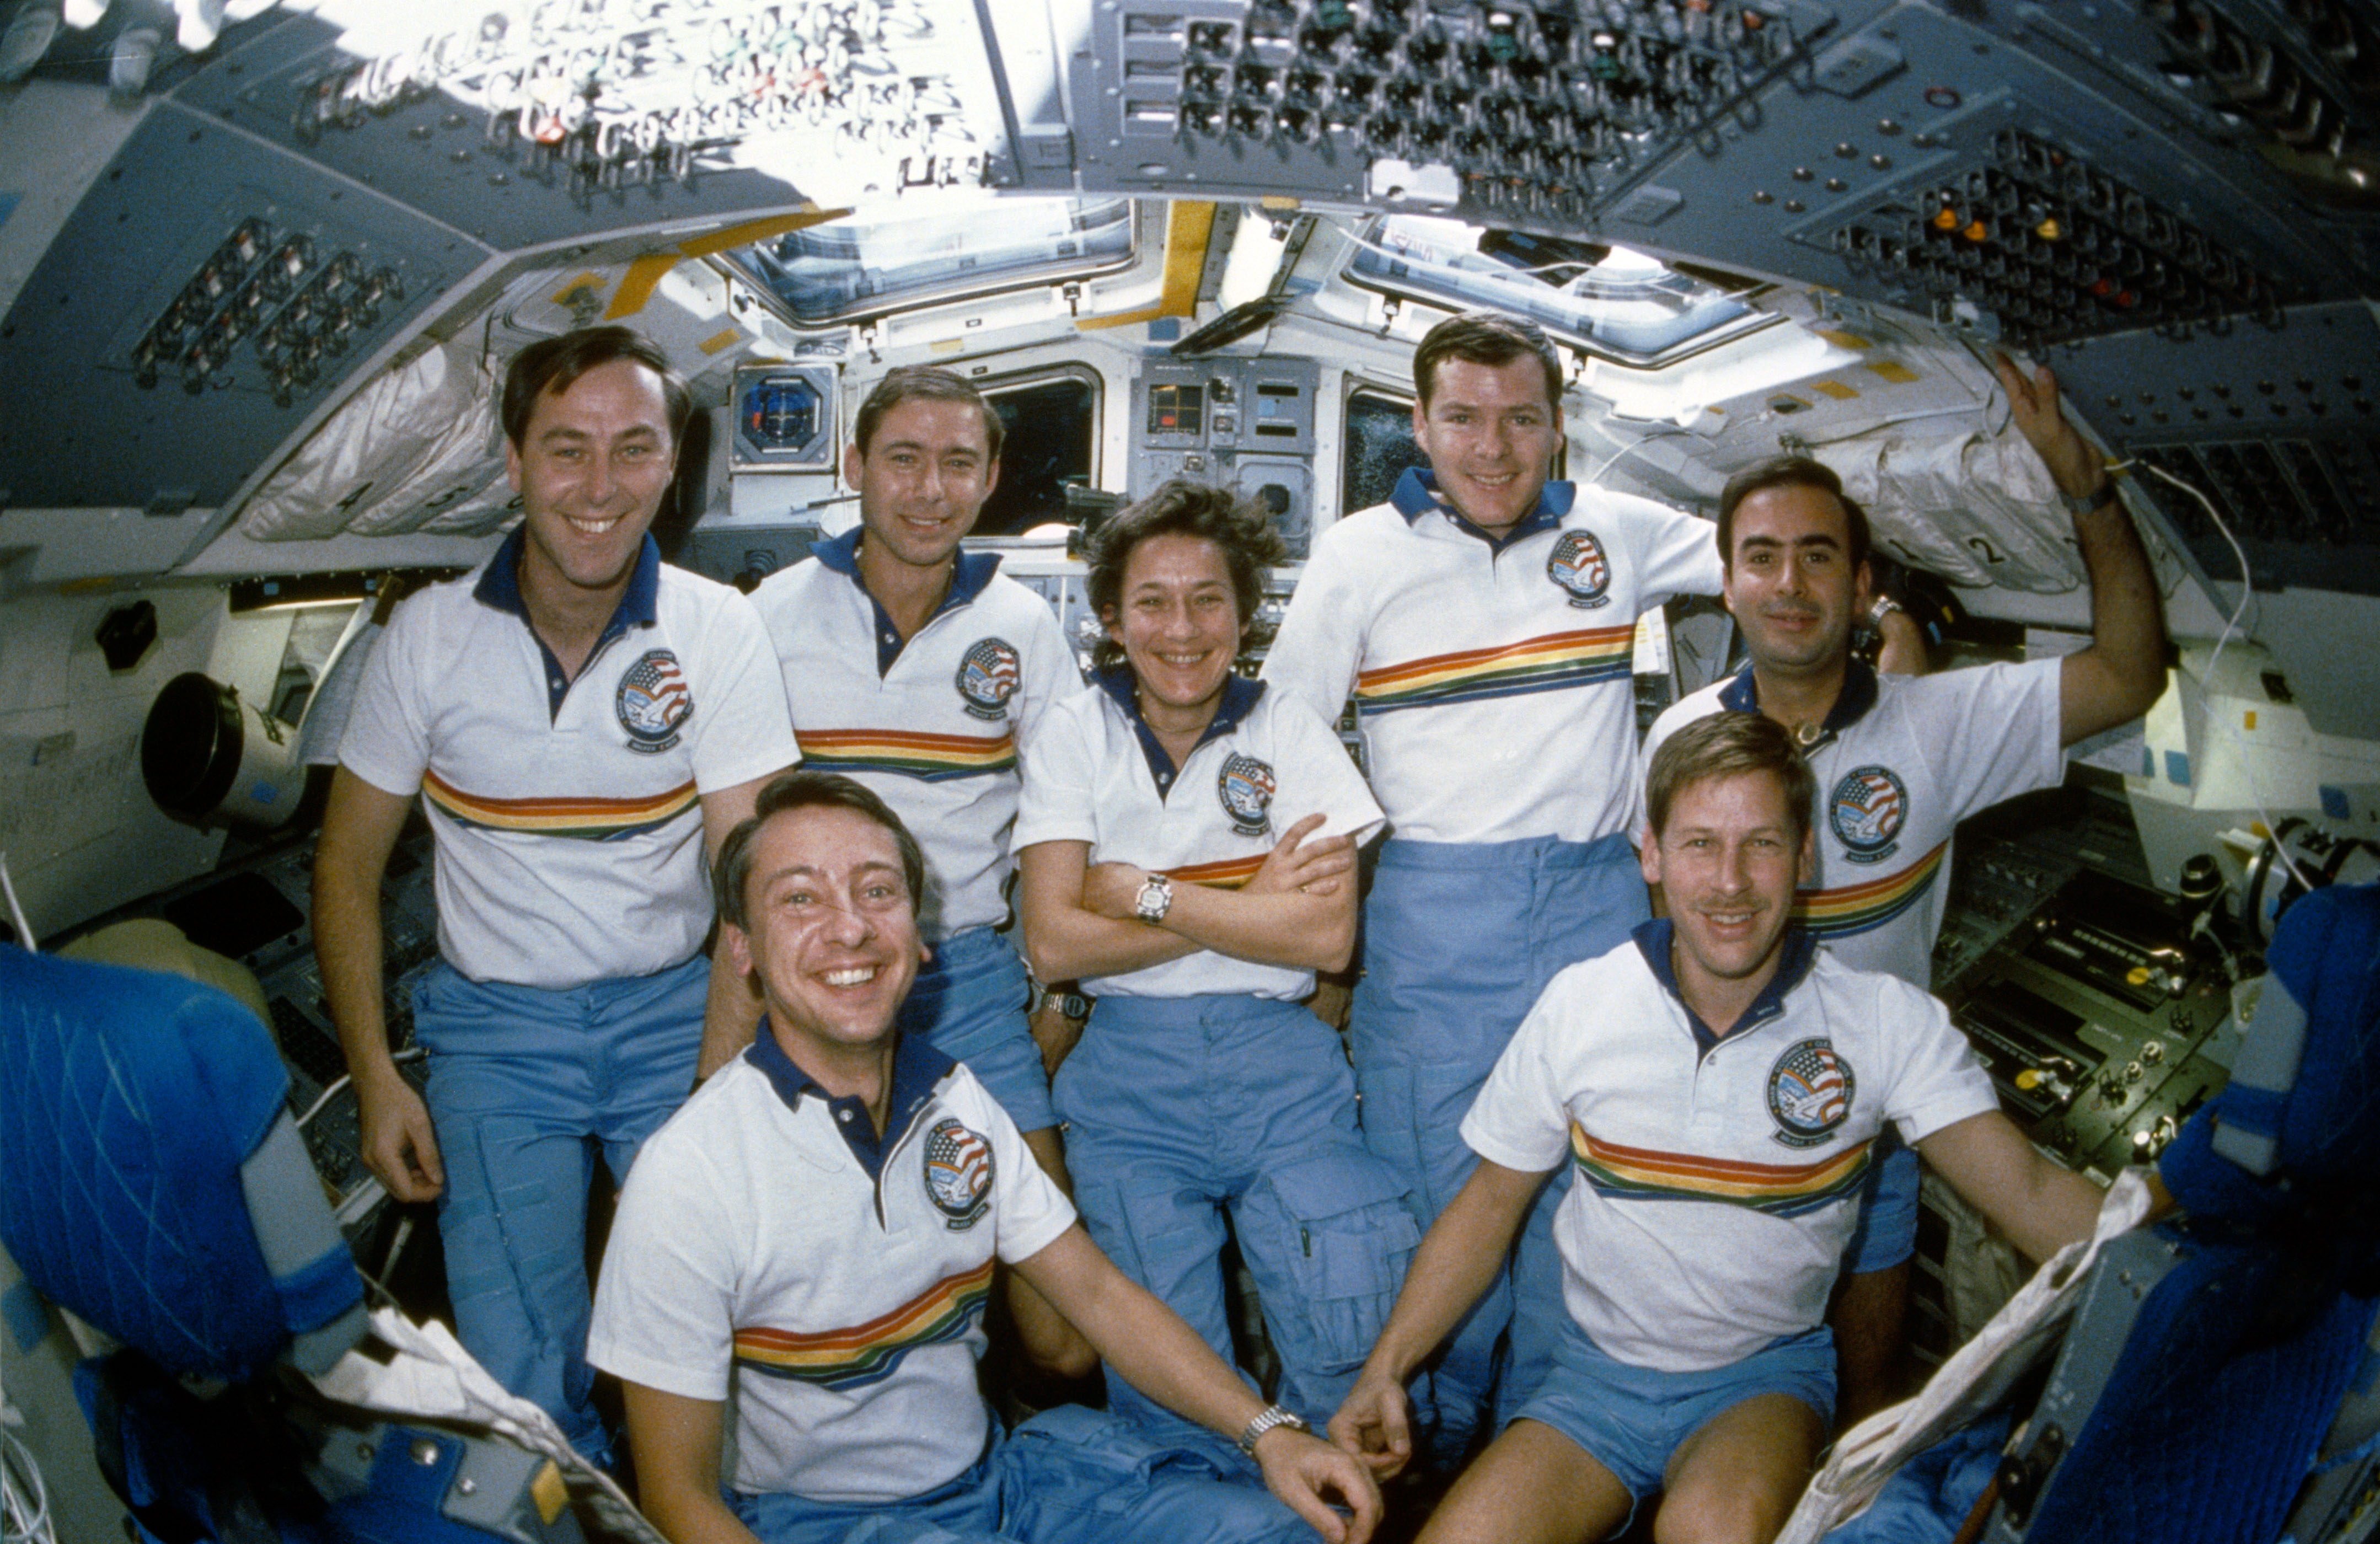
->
[237,337,512,542]
[314,1306,667,1544]
[1776,1168,2158,1543]
[1811,428,2086,596]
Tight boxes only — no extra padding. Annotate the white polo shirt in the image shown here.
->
[752,533,1079,942]
[1262,469,1722,846]
[1645,657,2065,984]
[1012,671,1384,1001]
[587,1026,1075,1505]
[1462,923,1998,1373]
[339,532,798,988]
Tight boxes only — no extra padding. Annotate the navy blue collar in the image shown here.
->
[473,526,662,717]
[1633,917,1818,1060]
[745,1018,957,1180]
[474,524,661,631]
[813,528,1002,675]
[1390,465,1574,551]
[1096,663,1264,796]
[1718,657,1880,753]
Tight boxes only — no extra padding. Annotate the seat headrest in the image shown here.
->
[2160,882,2380,1221]
[0,947,362,1381]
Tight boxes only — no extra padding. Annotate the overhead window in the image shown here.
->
[1344,216,1772,366]
[721,197,1138,325]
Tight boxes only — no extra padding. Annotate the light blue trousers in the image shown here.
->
[730,1404,1315,1544]
[901,926,1054,1135]
[1054,993,1419,1457]
[411,953,705,1462]
[1350,832,1648,1461]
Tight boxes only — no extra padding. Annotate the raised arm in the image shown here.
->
[1018,1224,1381,1543]
[313,767,442,1202]
[1330,1157,1547,1476]
[694,771,778,1078]
[619,1382,759,1544]
[1997,355,2167,745]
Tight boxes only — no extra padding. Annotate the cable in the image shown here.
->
[0,855,33,952]
[2,1425,57,1544]
[294,1073,351,1130]
[1579,425,1701,488]
[2118,457,2311,896]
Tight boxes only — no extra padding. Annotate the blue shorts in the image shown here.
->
[728,1404,1310,1544]
[1842,1131,1920,1274]
[899,926,1053,1134]
[1514,1317,1837,1503]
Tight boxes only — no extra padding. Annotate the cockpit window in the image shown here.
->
[1343,216,1772,366]
[1342,388,1431,516]
[974,368,1101,539]
[721,197,1138,325]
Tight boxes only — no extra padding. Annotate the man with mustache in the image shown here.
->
[1641,353,2165,1424]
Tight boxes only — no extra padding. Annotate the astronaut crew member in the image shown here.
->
[588,771,1381,1544]
[313,326,799,1457]
[1012,480,1420,1455]
[1261,310,1725,1450]
[1642,355,2165,1424]
[1330,712,2161,1544]
[747,366,1091,1375]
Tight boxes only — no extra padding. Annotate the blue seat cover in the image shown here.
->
[0,947,362,1381]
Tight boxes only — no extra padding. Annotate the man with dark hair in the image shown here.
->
[314,325,798,1459]
[747,364,1091,1373]
[1642,355,2165,1425]
[588,771,1382,1544]
[848,362,1007,470]
[500,324,695,451]
[1714,457,1929,676]
[1262,309,1724,1453]
[1330,712,2127,1544]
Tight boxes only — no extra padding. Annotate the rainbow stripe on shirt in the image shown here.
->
[1794,841,1947,940]
[420,771,698,841]
[1162,854,1267,890]
[797,729,1017,782]
[1353,626,1637,715]
[1570,1124,1870,1219]
[732,1259,994,1391]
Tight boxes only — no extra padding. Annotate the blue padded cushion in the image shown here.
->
[2259,881,2380,1177]
[2023,1221,2379,1544]
[0,947,360,1381]
[2161,882,2380,1220]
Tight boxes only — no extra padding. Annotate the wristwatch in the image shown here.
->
[1236,1403,1310,1456]
[1866,594,1904,630]
[1028,979,1093,1021]
[2058,478,2118,516]
[1134,872,1175,924]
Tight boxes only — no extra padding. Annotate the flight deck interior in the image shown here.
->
[1,0,2377,1541]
